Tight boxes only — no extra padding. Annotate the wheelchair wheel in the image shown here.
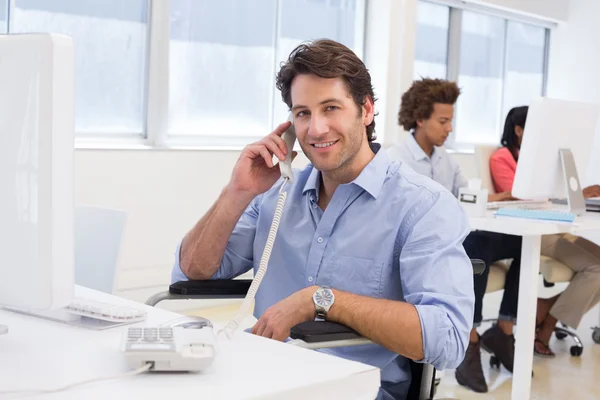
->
[592,328,600,344]
[570,346,583,357]
[555,331,567,340]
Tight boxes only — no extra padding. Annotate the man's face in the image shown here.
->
[290,74,374,173]
[417,103,454,147]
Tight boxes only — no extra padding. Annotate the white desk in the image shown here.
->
[469,211,600,400]
[0,287,380,400]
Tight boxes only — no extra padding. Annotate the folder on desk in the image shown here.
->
[494,208,576,223]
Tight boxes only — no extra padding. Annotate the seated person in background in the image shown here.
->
[492,105,600,357]
[172,40,474,399]
[388,78,522,393]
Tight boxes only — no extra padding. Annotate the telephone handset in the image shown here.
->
[279,113,297,183]
[221,114,296,339]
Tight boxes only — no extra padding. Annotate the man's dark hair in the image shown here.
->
[501,106,529,161]
[398,78,461,131]
[276,39,377,142]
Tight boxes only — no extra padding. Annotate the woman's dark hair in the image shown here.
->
[501,106,529,160]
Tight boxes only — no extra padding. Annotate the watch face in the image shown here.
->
[314,289,334,307]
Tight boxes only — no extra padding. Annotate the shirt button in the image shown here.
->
[312,203,318,209]
[317,237,324,243]
[308,276,314,282]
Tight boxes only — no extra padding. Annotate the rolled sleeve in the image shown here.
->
[170,195,262,283]
[399,191,474,370]
[171,240,187,282]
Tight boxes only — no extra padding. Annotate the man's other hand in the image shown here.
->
[251,286,317,341]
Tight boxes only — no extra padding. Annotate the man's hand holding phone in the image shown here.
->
[227,121,296,202]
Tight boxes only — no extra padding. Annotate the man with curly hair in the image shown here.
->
[388,78,522,393]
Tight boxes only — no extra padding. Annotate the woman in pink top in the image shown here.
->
[490,106,600,357]
[490,106,524,193]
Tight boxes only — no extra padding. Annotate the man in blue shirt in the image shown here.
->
[172,40,474,399]
[388,78,522,393]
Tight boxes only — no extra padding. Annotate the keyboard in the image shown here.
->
[494,207,576,222]
[4,297,147,330]
[66,298,147,323]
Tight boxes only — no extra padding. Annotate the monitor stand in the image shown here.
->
[560,148,586,215]
[0,324,7,335]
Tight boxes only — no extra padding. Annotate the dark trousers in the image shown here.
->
[463,231,523,325]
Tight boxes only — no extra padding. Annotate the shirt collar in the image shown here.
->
[407,133,442,162]
[302,142,389,200]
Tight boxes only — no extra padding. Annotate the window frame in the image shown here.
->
[7,0,152,143]
[417,0,555,151]
[162,0,367,149]
[3,0,554,150]
[4,0,367,148]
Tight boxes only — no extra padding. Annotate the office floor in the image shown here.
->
[181,288,600,400]
[434,289,600,400]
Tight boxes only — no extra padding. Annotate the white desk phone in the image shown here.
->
[122,115,298,373]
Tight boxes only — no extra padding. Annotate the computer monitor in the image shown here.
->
[0,34,75,334]
[512,97,600,213]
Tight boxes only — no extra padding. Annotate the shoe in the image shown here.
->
[455,339,488,393]
[481,324,515,373]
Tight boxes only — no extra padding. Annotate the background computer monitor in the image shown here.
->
[0,33,75,322]
[512,97,600,201]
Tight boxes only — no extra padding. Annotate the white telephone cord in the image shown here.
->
[220,179,289,339]
[0,363,152,397]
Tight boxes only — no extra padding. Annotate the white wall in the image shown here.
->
[75,149,311,305]
[75,149,236,302]
[547,0,600,187]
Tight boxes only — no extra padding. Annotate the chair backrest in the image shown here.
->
[74,205,127,294]
[473,145,499,194]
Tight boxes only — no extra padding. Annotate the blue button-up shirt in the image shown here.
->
[387,134,468,198]
[172,145,474,399]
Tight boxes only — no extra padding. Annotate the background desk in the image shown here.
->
[0,287,380,400]
[469,211,600,400]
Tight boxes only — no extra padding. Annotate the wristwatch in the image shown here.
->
[312,286,335,320]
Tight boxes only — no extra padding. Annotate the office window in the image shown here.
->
[5,1,363,144]
[0,1,7,33]
[414,1,449,80]
[271,0,361,130]
[168,0,278,138]
[413,1,549,147]
[455,12,505,145]
[502,21,546,120]
[168,0,363,141]
[11,0,149,136]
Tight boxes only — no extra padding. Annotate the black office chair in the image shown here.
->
[146,259,486,400]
